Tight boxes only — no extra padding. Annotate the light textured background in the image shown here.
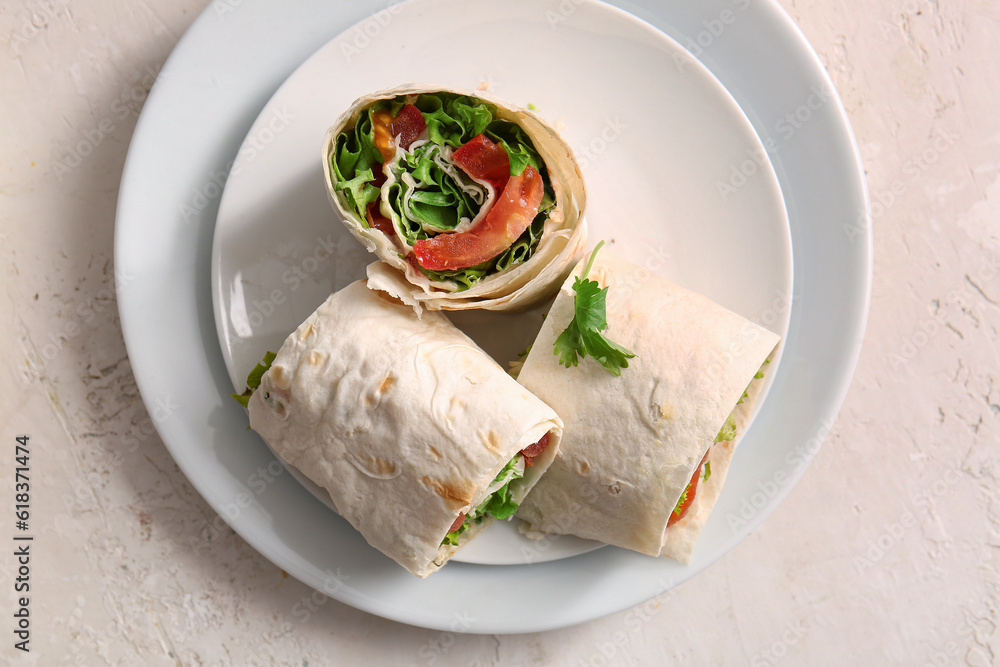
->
[2,0,999,665]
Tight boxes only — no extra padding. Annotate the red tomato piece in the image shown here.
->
[448,512,466,533]
[451,133,511,196]
[520,432,551,467]
[668,450,711,527]
[391,104,426,151]
[366,202,395,238]
[411,165,543,271]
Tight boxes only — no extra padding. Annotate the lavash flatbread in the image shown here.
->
[248,280,562,577]
[514,251,779,563]
[322,84,587,314]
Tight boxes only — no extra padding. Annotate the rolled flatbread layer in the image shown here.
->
[249,281,562,577]
[323,84,587,313]
[514,251,779,562]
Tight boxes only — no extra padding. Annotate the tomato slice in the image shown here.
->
[668,450,711,527]
[520,432,551,467]
[367,104,426,237]
[412,164,543,271]
[451,133,511,196]
[448,512,466,533]
[372,103,427,163]
[391,104,426,151]
[366,202,395,238]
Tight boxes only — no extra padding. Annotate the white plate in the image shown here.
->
[116,0,870,633]
[211,0,792,566]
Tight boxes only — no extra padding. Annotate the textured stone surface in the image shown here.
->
[2,0,998,664]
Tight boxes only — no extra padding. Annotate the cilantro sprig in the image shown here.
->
[553,241,636,376]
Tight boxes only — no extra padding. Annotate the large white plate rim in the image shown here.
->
[115,0,871,634]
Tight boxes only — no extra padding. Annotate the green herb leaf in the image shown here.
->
[552,241,636,376]
[439,454,526,546]
[672,485,689,517]
[702,460,712,482]
[715,413,737,442]
[441,521,467,546]
[231,351,277,408]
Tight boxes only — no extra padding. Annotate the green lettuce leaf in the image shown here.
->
[392,142,486,246]
[231,351,277,408]
[416,93,494,148]
[485,120,544,177]
[715,413,737,442]
[331,108,382,221]
[440,454,526,545]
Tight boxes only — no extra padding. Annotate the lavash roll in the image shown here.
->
[322,84,587,314]
[248,280,562,577]
[514,251,780,563]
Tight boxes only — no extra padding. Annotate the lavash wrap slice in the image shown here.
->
[322,84,587,314]
[248,281,562,577]
[514,251,780,563]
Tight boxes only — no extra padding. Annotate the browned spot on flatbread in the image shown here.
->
[577,460,590,474]
[371,457,396,476]
[378,373,396,394]
[428,446,442,459]
[269,365,289,390]
[347,454,399,480]
[421,476,474,510]
[481,429,503,454]
[299,323,315,341]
